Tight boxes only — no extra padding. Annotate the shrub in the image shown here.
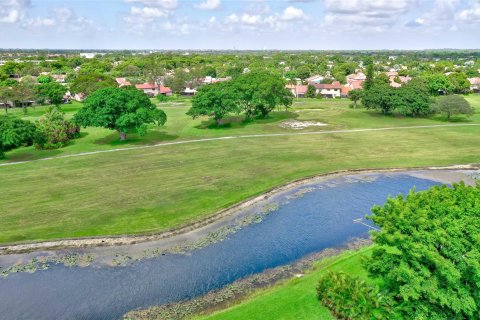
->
[35,106,80,149]
[317,271,395,320]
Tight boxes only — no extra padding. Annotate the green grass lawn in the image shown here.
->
[196,247,374,320]
[1,96,480,244]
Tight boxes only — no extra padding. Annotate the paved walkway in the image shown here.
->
[1,123,479,167]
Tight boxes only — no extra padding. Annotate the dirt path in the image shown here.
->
[1,123,479,167]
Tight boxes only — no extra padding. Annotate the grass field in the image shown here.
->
[196,247,374,320]
[1,95,479,244]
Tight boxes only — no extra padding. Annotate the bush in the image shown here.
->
[34,106,80,149]
[317,271,395,320]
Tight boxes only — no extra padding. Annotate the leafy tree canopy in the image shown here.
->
[366,183,480,320]
[73,87,166,140]
[0,116,36,159]
[70,73,117,96]
[35,81,67,106]
[186,81,241,125]
[434,94,474,120]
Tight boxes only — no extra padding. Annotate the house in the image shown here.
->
[135,83,172,97]
[468,78,480,92]
[311,81,342,98]
[135,83,158,97]
[286,84,308,98]
[158,85,172,96]
[387,73,412,88]
[116,77,131,87]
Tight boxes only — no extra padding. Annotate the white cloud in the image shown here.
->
[124,0,178,10]
[131,6,168,18]
[195,0,221,10]
[322,0,418,31]
[241,13,262,25]
[0,9,20,23]
[24,17,56,27]
[457,3,480,22]
[281,6,307,21]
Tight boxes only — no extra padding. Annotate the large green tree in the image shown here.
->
[186,81,240,125]
[366,183,480,320]
[0,116,36,159]
[0,86,13,114]
[70,73,117,96]
[234,71,293,118]
[73,87,166,140]
[434,94,474,120]
[396,78,432,116]
[35,82,67,106]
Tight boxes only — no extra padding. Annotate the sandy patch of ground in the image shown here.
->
[279,119,327,130]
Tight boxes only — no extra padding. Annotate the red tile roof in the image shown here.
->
[159,86,172,94]
[135,83,156,90]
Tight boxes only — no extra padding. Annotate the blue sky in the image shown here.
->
[0,0,479,50]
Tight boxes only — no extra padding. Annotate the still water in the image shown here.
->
[0,172,461,319]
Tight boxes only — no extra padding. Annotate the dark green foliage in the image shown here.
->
[187,72,292,124]
[37,75,53,83]
[364,64,375,90]
[306,85,316,98]
[366,183,480,320]
[348,89,362,108]
[448,72,471,94]
[35,82,67,106]
[424,74,453,95]
[187,81,240,125]
[35,106,80,149]
[0,116,36,159]
[70,73,117,96]
[296,65,311,80]
[434,94,474,120]
[235,71,293,119]
[73,87,166,140]
[362,81,398,114]
[317,271,396,320]
[396,78,432,116]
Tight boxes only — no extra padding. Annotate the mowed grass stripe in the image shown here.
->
[1,125,480,244]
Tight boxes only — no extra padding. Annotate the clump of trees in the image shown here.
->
[187,71,293,125]
[362,78,432,116]
[35,106,80,149]
[74,87,167,140]
[318,183,480,319]
[70,73,117,97]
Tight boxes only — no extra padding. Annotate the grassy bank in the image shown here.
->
[0,96,479,244]
[196,246,374,320]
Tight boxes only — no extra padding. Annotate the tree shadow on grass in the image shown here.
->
[93,131,179,146]
[430,115,474,123]
[194,111,298,130]
[5,148,63,162]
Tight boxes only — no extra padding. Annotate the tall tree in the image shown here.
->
[186,81,240,125]
[363,63,375,90]
[235,71,293,118]
[74,87,166,140]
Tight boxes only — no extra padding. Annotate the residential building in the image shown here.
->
[286,84,308,98]
[468,78,480,92]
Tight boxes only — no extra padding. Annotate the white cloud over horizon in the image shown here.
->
[0,0,479,49]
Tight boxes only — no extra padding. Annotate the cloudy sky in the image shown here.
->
[0,0,479,50]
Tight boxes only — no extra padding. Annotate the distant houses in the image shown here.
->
[311,81,343,98]
[135,83,173,97]
[286,84,308,98]
[468,77,480,92]
[116,77,131,87]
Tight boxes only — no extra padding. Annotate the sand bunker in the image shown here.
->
[279,119,328,130]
